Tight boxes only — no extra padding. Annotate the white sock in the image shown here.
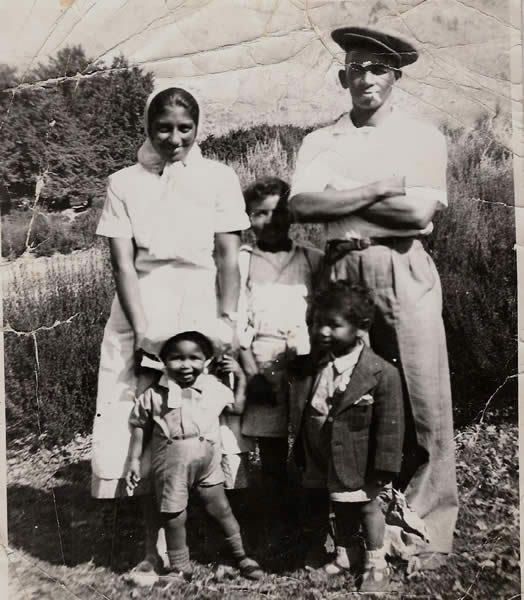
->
[364,547,388,570]
[335,546,350,568]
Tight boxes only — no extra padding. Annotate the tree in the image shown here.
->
[26,45,98,83]
[0,65,18,91]
[0,46,154,210]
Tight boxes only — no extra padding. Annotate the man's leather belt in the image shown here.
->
[166,433,204,443]
[325,237,417,265]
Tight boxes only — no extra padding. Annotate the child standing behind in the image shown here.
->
[237,177,323,513]
[293,282,404,593]
[125,331,263,581]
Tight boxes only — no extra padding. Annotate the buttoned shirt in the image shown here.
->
[310,340,365,416]
[291,109,447,243]
[129,373,234,442]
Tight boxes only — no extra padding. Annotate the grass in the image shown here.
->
[3,115,516,445]
[4,248,113,443]
[6,423,519,599]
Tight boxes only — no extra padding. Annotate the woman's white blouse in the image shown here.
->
[96,148,249,270]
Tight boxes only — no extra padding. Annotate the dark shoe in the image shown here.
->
[303,534,331,571]
[359,564,391,594]
[238,557,264,580]
[162,564,193,583]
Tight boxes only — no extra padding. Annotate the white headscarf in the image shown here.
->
[137,86,206,259]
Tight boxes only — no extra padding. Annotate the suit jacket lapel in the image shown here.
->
[332,347,382,416]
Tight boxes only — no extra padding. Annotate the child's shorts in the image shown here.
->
[151,436,224,513]
[221,453,250,490]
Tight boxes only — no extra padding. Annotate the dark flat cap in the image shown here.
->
[331,26,418,68]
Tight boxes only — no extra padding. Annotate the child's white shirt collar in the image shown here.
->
[332,339,364,376]
[158,372,206,408]
[325,339,365,394]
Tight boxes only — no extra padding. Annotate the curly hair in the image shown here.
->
[313,280,376,330]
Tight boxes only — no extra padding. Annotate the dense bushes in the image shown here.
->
[3,114,516,444]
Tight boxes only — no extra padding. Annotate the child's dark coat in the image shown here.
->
[290,346,405,490]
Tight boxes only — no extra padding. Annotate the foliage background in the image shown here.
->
[1,46,517,446]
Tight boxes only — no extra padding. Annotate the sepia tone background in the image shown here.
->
[0,1,521,598]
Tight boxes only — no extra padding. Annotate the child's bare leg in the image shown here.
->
[126,495,162,585]
[141,494,162,564]
[197,484,244,555]
[162,510,192,578]
[360,499,385,550]
[332,502,361,547]
[328,501,363,573]
[358,499,390,593]
[197,484,263,579]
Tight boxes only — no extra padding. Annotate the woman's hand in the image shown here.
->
[134,328,147,351]
[213,355,245,392]
[109,238,148,342]
[215,231,241,343]
[216,354,242,377]
[125,458,141,496]
[133,328,150,375]
[217,316,240,351]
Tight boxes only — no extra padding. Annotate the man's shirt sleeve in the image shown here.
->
[290,132,332,196]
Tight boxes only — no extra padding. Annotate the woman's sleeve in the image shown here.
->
[214,166,250,233]
[96,175,133,239]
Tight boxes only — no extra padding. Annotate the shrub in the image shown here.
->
[3,114,517,445]
[1,207,103,259]
[428,116,516,423]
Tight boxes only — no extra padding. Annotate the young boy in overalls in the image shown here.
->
[125,331,263,581]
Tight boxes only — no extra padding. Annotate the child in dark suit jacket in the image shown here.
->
[293,281,404,593]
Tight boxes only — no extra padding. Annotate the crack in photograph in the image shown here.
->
[0,1,520,598]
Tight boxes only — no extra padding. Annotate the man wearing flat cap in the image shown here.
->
[290,26,458,575]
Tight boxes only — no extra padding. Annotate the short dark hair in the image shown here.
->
[243,176,290,212]
[159,330,214,363]
[313,281,375,330]
[147,88,200,134]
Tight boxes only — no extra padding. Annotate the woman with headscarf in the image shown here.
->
[91,87,250,581]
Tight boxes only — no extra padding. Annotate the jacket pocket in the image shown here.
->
[347,405,373,431]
